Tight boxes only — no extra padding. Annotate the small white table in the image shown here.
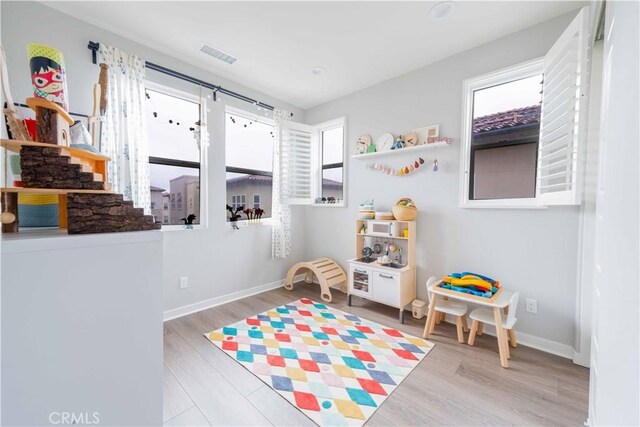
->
[422,281,513,368]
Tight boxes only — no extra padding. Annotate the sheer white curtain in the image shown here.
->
[272,108,292,259]
[98,44,151,213]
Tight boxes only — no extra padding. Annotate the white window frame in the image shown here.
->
[459,59,544,209]
[253,194,260,209]
[460,7,589,209]
[146,80,208,229]
[312,117,348,208]
[225,105,275,226]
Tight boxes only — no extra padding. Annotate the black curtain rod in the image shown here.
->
[87,41,279,113]
[13,102,89,118]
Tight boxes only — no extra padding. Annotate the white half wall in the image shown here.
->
[303,11,584,348]
[0,1,309,315]
[1,231,164,426]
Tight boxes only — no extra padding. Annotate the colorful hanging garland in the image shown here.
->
[367,157,440,176]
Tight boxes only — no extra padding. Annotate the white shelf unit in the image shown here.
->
[347,219,417,323]
[350,141,448,159]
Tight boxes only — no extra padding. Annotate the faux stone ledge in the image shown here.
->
[20,146,105,190]
[67,193,161,235]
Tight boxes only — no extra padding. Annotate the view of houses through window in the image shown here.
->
[147,86,202,225]
[470,74,543,200]
[320,125,344,202]
[225,111,275,220]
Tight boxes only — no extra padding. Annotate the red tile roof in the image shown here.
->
[473,104,541,135]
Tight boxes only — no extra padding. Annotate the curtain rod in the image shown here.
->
[87,41,283,114]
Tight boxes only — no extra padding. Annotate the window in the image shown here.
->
[163,215,169,224]
[231,195,246,210]
[469,72,543,201]
[316,118,346,205]
[150,201,156,209]
[278,116,347,207]
[146,83,205,225]
[225,108,274,221]
[459,8,589,208]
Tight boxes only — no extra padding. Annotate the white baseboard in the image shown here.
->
[443,316,575,360]
[163,274,306,322]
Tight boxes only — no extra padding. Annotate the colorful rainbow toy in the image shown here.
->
[441,272,500,298]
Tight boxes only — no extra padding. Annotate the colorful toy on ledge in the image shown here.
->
[243,207,265,223]
[226,204,243,229]
[441,272,501,299]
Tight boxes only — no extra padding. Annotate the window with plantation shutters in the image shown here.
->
[537,7,589,205]
[280,121,314,204]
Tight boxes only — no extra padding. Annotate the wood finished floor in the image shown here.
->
[163,283,589,426]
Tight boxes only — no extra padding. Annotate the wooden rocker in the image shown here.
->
[284,258,347,303]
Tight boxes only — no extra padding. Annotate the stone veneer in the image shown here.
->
[67,193,161,234]
[20,146,105,190]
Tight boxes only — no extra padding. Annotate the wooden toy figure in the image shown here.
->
[27,43,69,111]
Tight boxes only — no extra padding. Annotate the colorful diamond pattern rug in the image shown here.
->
[205,298,434,426]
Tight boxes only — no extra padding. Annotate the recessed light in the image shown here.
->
[429,1,455,19]
[311,66,326,76]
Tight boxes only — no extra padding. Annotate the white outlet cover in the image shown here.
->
[526,298,537,314]
[180,277,188,289]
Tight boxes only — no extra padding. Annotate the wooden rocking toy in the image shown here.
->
[284,258,347,303]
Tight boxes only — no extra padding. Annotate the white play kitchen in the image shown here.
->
[347,199,417,323]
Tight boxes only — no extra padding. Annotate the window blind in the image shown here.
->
[280,121,314,204]
[537,7,589,205]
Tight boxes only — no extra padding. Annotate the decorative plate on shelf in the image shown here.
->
[413,125,440,145]
[376,133,395,152]
[355,134,372,155]
[403,131,419,147]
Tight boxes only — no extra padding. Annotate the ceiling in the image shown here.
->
[43,1,584,110]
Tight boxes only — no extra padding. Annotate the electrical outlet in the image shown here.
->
[526,298,537,314]
[179,277,189,289]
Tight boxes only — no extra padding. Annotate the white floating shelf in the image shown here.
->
[350,141,449,159]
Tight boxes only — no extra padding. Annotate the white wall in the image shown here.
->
[0,1,309,315]
[304,11,583,348]
[1,231,164,426]
[589,1,639,424]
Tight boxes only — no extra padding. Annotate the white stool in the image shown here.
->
[468,292,520,354]
[425,276,470,343]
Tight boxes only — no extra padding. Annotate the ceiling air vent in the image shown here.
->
[199,43,237,65]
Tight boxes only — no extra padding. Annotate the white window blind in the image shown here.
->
[537,7,589,205]
[280,121,314,204]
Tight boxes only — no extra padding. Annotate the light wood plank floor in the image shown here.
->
[163,283,589,426]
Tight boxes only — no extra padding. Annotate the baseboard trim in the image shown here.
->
[163,274,305,322]
[166,281,576,360]
[443,316,575,360]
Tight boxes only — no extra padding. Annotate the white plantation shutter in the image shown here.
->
[280,121,314,204]
[537,7,590,205]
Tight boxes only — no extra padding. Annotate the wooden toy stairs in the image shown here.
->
[20,144,107,190]
[1,139,160,234]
